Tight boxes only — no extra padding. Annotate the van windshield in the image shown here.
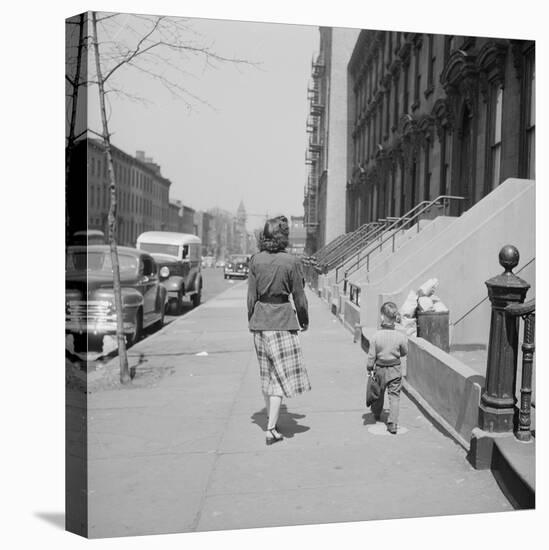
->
[139,242,179,257]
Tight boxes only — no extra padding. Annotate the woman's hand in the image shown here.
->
[301,324,308,332]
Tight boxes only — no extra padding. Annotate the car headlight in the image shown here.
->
[160,266,170,278]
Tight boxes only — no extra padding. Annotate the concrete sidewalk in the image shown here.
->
[87,283,512,538]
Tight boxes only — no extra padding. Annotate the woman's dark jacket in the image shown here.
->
[247,250,309,331]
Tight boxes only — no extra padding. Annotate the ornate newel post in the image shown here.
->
[479,245,530,432]
[468,245,530,469]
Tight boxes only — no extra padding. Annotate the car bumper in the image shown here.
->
[225,271,248,277]
[65,319,135,335]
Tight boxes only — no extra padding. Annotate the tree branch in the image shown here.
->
[103,16,164,82]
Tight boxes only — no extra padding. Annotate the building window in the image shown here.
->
[424,143,431,201]
[489,86,503,190]
[411,158,418,207]
[403,63,410,114]
[388,33,393,65]
[412,43,421,110]
[444,36,452,62]
[425,34,435,97]
[390,166,396,216]
[385,86,391,137]
[526,53,535,178]
[393,76,399,130]
[374,53,379,91]
[440,128,448,196]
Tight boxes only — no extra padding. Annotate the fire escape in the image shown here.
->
[304,53,325,252]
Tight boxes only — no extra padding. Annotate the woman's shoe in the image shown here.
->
[266,428,283,446]
[387,423,398,434]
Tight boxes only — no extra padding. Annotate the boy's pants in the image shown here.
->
[370,365,402,424]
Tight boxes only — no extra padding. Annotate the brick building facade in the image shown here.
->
[85,139,171,246]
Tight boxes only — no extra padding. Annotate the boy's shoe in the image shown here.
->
[387,423,398,434]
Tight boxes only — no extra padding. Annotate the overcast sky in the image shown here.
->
[87,14,319,231]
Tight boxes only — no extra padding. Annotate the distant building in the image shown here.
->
[181,205,196,235]
[207,207,236,260]
[80,139,171,246]
[195,210,215,256]
[304,27,360,254]
[236,200,248,254]
[168,200,183,233]
[288,215,306,256]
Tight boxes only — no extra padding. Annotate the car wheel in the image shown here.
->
[170,290,184,315]
[156,301,165,329]
[191,290,201,308]
[127,309,143,347]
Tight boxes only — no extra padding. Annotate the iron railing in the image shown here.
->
[505,299,536,442]
[309,233,349,265]
[345,195,464,304]
[318,221,387,274]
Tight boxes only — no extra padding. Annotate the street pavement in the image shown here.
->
[87,280,512,538]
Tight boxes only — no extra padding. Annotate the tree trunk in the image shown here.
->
[66,13,85,244]
[91,11,131,384]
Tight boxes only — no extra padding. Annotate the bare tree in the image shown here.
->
[67,11,255,383]
[65,14,87,244]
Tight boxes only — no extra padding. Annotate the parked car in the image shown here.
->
[224,254,250,279]
[65,245,167,346]
[201,255,215,268]
[215,259,226,268]
[136,231,203,314]
[70,229,106,246]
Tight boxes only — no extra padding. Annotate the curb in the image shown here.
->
[99,280,248,375]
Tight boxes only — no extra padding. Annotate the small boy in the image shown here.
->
[367,301,408,434]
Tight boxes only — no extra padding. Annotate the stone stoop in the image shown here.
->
[491,435,535,510]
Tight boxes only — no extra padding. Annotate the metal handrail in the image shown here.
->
[329,222,389,273]
[321,222,386,272]
[343,195,464,284]
[312,233,349,262]
[335,200,430,283]
[318,223,378,268]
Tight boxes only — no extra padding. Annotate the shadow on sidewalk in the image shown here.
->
[251,405,310,439]
[362,411,386,425]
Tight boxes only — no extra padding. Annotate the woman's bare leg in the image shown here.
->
[267,395,282,435]
[262,391,270,417]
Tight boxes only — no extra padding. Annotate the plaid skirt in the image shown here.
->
[253,330,311,398]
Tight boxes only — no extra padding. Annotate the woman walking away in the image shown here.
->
[248,215,311,445]
[367,302,408,434]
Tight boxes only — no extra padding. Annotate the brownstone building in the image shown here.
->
[346,31,534,231]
